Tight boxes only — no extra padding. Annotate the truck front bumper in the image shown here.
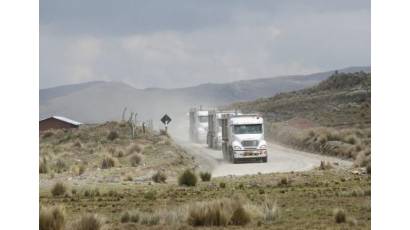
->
[233,149,267,159]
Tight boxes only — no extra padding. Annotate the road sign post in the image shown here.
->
[160,114,172,134]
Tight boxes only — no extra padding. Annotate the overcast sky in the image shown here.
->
[40,0,370,89]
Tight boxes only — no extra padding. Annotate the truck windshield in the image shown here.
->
[198,116,208,123]
[233,124,262,134]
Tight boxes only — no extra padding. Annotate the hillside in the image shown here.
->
[39,67,370,127]
[228,72,371,170]
[230,71,371,127]
[39,121,196,187]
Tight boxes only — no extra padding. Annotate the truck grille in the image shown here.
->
[241,140,259,148]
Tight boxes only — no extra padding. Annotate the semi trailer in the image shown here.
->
[221,114,268,163]
[189,108,209,143]
[207,110,237,149]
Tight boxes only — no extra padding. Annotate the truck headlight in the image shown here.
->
[233,145,241,150]
[259,145,267,150]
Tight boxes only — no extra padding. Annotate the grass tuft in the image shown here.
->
[199,172,212,182]
[178,169,197,186]
[334,208,347,223]
[129,154,142,167]
[39,206,65,230]
[107,131,119,141]
[101,156,115,169]
[230,205,251,225]
[72,214,102,230]
[152,170,167,183]
[51,182,67,197]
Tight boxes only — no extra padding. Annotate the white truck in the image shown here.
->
[189,108,209,143]
[207,110,237,149]
[221,114,268,163]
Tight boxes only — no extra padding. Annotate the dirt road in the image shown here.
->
[176,139,352,177]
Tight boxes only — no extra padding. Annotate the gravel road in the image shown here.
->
[176,139,352,177]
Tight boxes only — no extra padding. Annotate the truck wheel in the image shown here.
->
[262,156,268,163]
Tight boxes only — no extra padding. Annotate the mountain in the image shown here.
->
[39,66,370,126]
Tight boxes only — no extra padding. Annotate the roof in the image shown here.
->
[229,115,263,125]
[40,116,82,126]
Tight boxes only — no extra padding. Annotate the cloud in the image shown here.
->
[40,0,370,89]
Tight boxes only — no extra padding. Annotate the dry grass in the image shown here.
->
[262,199,279,223]
[107,131,119,141]
[230,205,251,225]
[129,154,142,167]
[126,143,141,155]
[178,169,197,186]
[40,158,48,174]
[152,170,167,183]
[71,214,102,230]
[51,182,67,197]
[278,177,289,186]
[187,197,252,227]
[39,206,65,230]
[334,208,347,223]
[187,200,230,226]
[199,172,212,182]
[140,213,160,225]
[121,210,140,223]
[319,161,333,170]
[101,156,115,169]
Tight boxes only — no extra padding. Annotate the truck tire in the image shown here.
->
[262,156,268,163]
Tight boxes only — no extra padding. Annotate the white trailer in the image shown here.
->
[207,110,237,149]
[221,114,268,163]
[189,108,209,143]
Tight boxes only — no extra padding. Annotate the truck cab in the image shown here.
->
[189,108,209,143]
[221,114,268,163]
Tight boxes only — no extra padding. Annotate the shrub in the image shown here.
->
[278,177,288,186]
[51,182,67,197]
[152,171,167,183]
[230,205,251,225]
[107,131,119,141]
[199,172,212,182]
[40,158,48,174]
[101,156,115,169]
[129,154,142,167]
[39,206,65,230]
[219,182,226,188]
[366,164,371,174]
[334,208,346,223]
[72,214,102,230]
[178,169,197,186]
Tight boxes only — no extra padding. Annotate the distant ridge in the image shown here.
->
[40,66,370,125]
